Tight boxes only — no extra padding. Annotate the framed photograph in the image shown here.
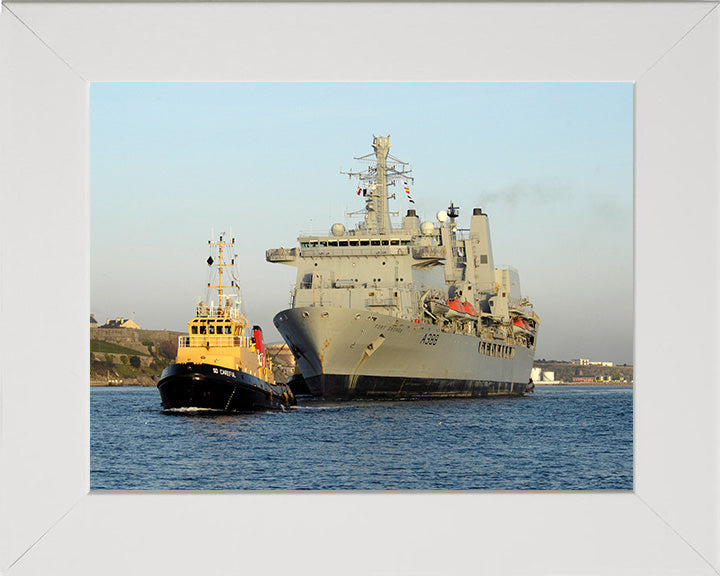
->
[1,2,718,574]
[88,81,634,492]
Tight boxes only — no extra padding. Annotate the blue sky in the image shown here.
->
[91,82,633,364]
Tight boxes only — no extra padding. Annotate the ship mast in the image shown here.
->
[207,234,236,314]
[373,136,391,234]
[342,135,413,235]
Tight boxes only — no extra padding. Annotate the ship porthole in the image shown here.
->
[321,312,329,318]
[355,314,361,320]
[302,312,309,318]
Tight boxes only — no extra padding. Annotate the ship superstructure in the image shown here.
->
[267,136,538,400]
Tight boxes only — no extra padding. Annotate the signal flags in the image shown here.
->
[404,181,415,204]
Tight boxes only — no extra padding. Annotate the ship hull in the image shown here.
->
[308,374,528,400]
[158,362,295,411]
[274,307,535,401]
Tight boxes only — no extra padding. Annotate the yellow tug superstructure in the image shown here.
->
[158,234,295,412]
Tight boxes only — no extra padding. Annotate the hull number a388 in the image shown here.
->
[421,333,439,346]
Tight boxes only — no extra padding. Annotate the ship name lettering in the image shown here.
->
[213,368,236,378]
[376,324,403,334]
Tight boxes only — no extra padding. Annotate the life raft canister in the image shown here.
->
[252,325,268,368]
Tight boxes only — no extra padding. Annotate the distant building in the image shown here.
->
[101,317,140,329]
[90,314,98,326]
[531,367,559,383]
[571,358,614,367]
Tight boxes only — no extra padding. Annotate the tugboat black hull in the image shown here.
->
[158,362,295,412]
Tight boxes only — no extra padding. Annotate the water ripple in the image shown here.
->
[91,385,633,490]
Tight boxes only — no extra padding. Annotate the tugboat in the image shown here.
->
[158,233,295,412]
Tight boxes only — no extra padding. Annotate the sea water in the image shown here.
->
[91,385,632,490]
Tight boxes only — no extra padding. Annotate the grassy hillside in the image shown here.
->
[90,327,182,386]
[90,340,150,356]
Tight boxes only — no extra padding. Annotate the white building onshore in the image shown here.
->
[571,358,614,367]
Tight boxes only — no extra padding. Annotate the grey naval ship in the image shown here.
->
[267,135,539,400]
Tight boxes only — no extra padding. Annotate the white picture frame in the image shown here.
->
[1,2,718,574]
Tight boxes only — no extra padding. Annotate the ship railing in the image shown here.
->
[411,246,447,260]
[195,305,244,319]
[178,335,244,348]
[367,297,399,307]
[301,246,410,258]
[266,247,299,262]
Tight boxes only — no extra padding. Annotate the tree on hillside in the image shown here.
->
[129,356,141,368]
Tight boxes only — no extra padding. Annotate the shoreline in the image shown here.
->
[535,381,632,387]
[91,380,156,387]
[90,381,633,388]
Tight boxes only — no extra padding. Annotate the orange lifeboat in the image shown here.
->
[512,317,531,331]
[446,299,478,317]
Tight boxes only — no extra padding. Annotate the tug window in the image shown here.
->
[191,326,198,334]
[199,326,206,334]
[208,325,215,334]
[224,326,232,335]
